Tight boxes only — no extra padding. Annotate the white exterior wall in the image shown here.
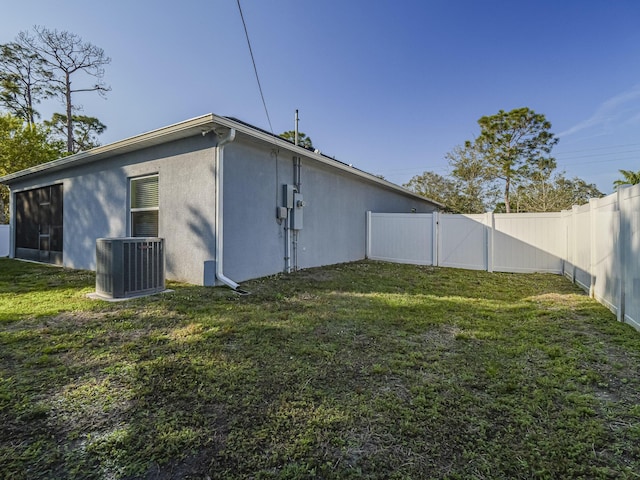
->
[4,136,218,285]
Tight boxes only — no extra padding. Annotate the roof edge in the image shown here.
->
[210,115,445,208]
[0,112,444,208]
[0,114,217,184]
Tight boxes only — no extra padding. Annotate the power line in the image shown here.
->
[556,149,640,161]
[235,0,282,207]
[554,142,640,156]
[236,0,274,135]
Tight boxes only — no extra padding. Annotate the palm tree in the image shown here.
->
[613,169,640,190]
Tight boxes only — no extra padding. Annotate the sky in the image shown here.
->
[2,0,640,194]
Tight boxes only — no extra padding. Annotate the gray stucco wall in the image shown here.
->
[7,130,437,286]
[222,141,436,283]
[8,135,218,285]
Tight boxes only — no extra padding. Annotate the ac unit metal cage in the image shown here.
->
[96,237,165,299]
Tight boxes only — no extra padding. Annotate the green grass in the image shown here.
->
[1,258,639,479]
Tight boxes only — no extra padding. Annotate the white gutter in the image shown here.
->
[214,128,240,290]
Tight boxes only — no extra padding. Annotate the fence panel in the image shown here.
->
[438,214,486,270]
[573,204,592,291]
[562,210,574,280]
[493,213,564,273]
[366,212,434,265]
[0,225,9,257]
[591,196,620,314]
[620,185,640,329]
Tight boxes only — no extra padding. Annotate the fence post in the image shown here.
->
[616,188,627,323]
[561,210,569,278]
[571,205,578,284]
[589,198,597,298]
[432,211,439,267]
[486,212,494,273]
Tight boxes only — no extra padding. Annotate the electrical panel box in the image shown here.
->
[292,192,304,230]
[283,184,296,209]
[276,206,288,220]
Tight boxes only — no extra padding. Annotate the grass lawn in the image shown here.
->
[1,258,639,479]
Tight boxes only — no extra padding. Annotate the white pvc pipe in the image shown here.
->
[285,215,291,273]
[215,128,240,290]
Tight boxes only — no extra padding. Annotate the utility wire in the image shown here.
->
[554,142,640,155]
[236,0,275,136]
[235,0,281,206]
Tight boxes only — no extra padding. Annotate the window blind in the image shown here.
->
[131,176,158,209]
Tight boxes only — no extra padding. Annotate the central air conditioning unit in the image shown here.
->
[95,237,165,299]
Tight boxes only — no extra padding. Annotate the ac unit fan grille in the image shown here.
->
[96,238,165,299]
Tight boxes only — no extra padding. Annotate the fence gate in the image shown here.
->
[366,212,435,265]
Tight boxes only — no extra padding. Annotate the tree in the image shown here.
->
[613,169,640,189]
[513,157,557,212]
[280,130,313,149]
[403,171,458,210]
[0,113,63,222]
[553,175,602,208]
[515,163,602,212]
[23,26,110,153]
[0,33,55,124]
[45,113,105,153]
[475,107,558,213]
[410,109,597,213]
[405,142,498,214]
[446,141,499,213]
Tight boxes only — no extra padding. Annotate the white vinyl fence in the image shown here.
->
[367,211,564,274]
[0,225,9,257]
[366,182,640,330]
[437,214,488,270]
[366,213,436,265]
[562,185,640,329]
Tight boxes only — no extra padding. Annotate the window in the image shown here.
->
[130,175,158,237]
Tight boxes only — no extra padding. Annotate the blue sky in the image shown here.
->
[2,0,640,194]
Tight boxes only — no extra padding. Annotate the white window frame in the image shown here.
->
[129,174,159,237]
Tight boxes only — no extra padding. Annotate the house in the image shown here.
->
[0,114,441,287]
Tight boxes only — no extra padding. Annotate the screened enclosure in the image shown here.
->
[15,184,63,264]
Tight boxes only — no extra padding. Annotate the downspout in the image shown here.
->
[214,128,240,290]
